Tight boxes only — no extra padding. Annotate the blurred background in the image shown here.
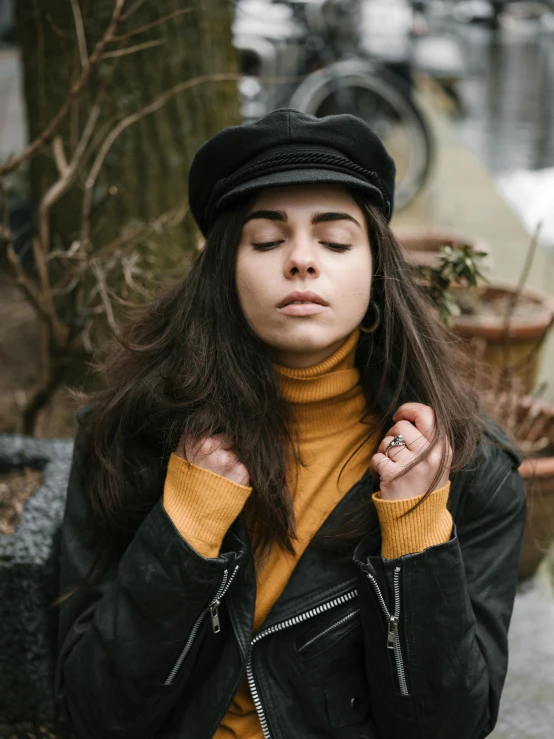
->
[1,1,554,737]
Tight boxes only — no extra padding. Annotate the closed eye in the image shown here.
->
[252,241,351,251]
[321,242,351,251]
[252,241,283,249]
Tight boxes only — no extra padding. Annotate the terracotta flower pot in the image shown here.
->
[484,394,554,581]
[393,226,490,268]
[518,454,554,581]
[451,283,554,393]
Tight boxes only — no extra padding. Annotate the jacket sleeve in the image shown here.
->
[353,439,526,739]
[54,421,245,739]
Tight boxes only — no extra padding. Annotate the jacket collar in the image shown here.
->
[225,466,381,633]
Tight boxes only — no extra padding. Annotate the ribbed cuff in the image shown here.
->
[372,482,453,560]
[163,453,253,559]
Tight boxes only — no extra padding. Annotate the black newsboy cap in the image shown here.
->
[188,108,396,236]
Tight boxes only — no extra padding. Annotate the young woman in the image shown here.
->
[55,109,526,739]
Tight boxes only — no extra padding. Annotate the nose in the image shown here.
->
[284,236,320,278]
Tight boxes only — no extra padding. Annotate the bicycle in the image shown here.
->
[233,0,434,211]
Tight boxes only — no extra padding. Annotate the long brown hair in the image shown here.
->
[58,187,485,602]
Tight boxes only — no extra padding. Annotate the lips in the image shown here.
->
[277,290,329,308]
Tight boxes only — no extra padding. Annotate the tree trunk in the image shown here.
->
[15,0,241,251]
[12,0,241,431]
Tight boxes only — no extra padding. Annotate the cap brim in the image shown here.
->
[216,168,385,211]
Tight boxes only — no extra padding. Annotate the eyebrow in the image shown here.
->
[243,209,362,229]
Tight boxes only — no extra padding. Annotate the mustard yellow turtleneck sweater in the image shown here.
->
[163,327,452,739]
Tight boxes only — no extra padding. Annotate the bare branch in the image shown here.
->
[5,241,48,322]
[81,72,239,247]
[37,53,116,259]
[76,56,122,167]
[81,321,93,354]
[121,0,148,21]
[506,222,542,319]
[0,0,127,177]
[0,181,47,317]
[121,254,150,297]
[38,97,104,254]
[24,72,111,354]
[101,38,164,59]
[111,8,193,41]
[70,0,88,70]
[54,276,80,296]
[31,237,69,347]
[48,240,85,262]
[92,200,188,260]
[69,63,81,152]
[494,223,543,395]
[90,260,119,335]
[0,177,8,238]
[52,136,69,176]
[68,15,121,153]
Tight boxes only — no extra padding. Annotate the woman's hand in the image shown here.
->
[370,403,452,501]
[175,433,251,487]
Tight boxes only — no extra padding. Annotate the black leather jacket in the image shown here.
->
[55,414,526,739]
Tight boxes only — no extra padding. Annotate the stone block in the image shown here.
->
[0,435,74,725]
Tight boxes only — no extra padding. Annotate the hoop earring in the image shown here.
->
[359,302,381,334]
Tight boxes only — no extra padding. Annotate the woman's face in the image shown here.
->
[236,184,372,368]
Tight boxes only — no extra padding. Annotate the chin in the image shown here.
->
[271,324,343,350]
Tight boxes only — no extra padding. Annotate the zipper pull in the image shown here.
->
[208,600,221,634]
[387,615,398,649]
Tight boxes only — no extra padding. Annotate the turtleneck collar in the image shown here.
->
[274,328,361,411]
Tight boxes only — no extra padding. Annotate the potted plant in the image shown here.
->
[415,242,554,580]
[451,283,554,394]
[412,239,554,394]
[411,241,489,325]
[394,226,489,268]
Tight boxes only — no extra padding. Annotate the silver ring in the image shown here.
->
[385,434,406,458]
[376,458,390,473]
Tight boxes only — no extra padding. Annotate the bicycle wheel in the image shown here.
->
[289,59,434,211]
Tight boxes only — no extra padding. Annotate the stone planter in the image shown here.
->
[0,435,74,725]
[451,283,554,393]
[393,226,490,268]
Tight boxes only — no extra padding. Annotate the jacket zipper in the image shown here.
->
[246,588,358,739]
[364,565,409,696]
[164,564,240,686]
[298,608,361,653]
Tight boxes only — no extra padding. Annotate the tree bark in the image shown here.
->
[14,0,241,252]
[12,0,240,431]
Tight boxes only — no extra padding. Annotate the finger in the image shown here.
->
[378,435,405,456]
[383,420,428,452]
[386,444,411,461]
[370,453,395,477]
[193,435,230,461]
[377,424,418,456]
[392,403,436,442]
[378,437,416,466]
[211,433,234,451]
